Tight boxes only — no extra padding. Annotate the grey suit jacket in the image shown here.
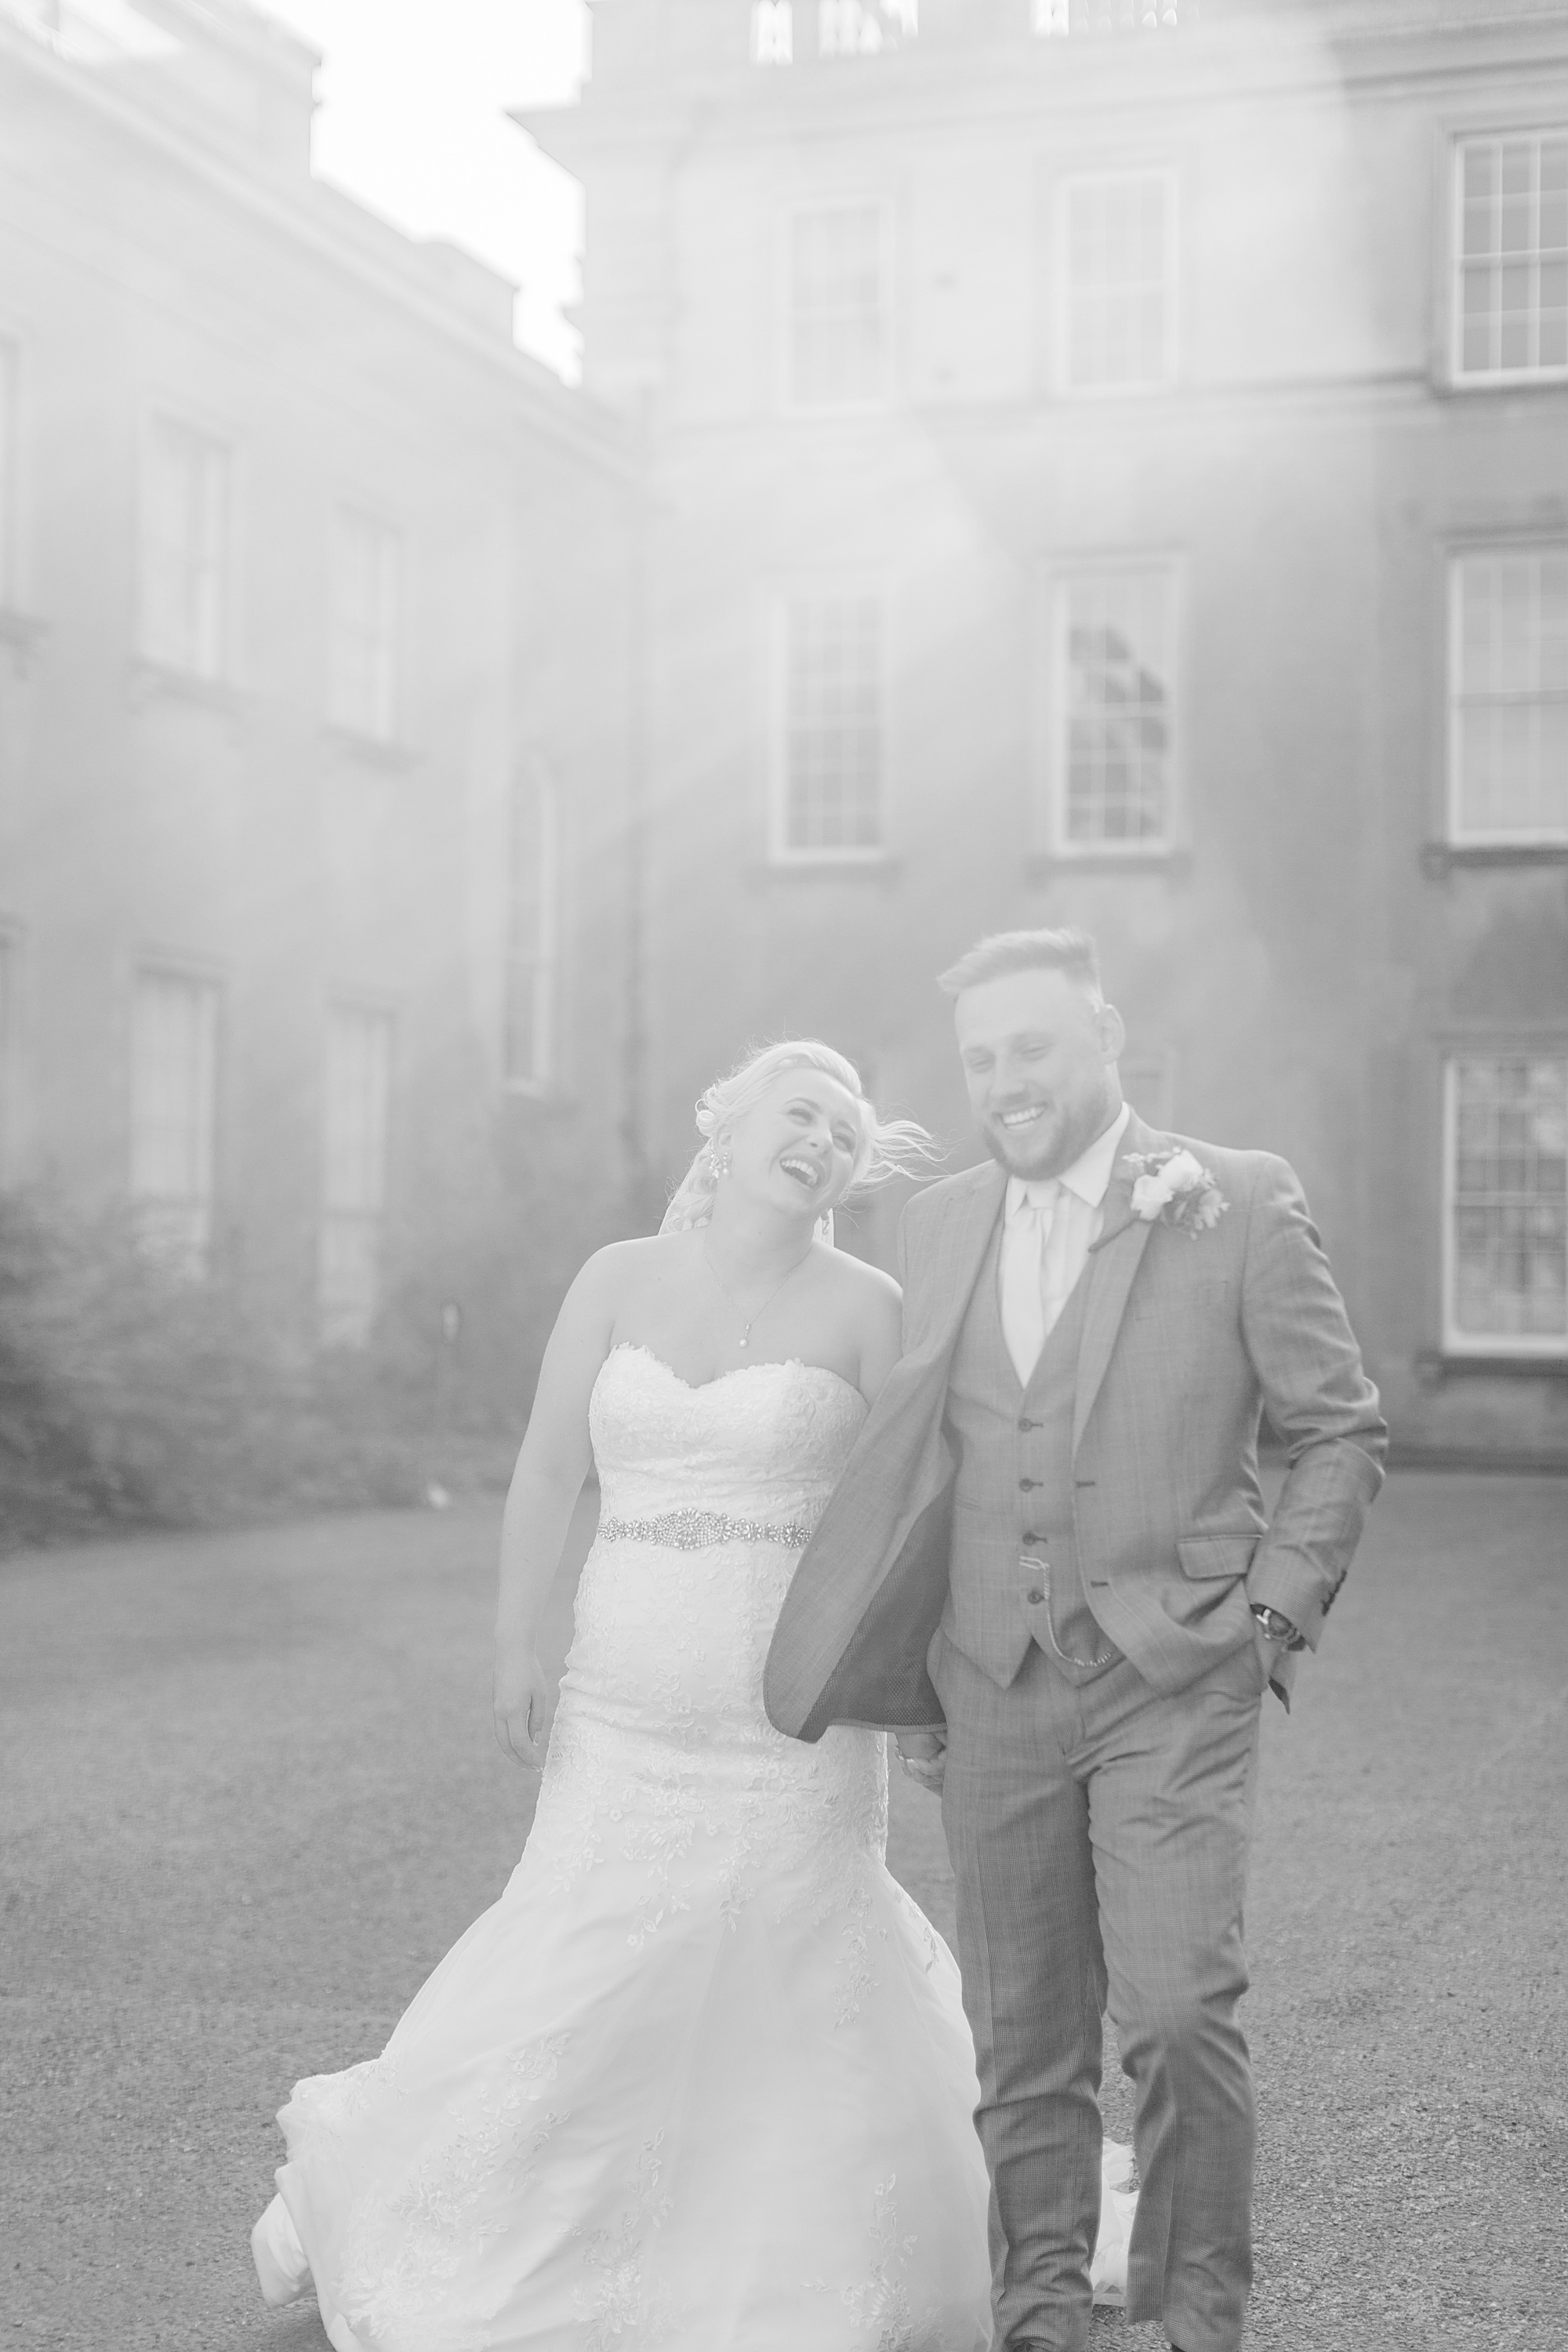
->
[764,1112,1388,1742]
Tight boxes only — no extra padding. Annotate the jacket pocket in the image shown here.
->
[1177,1534,1260,1581]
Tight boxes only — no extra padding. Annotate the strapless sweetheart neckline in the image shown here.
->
[608,1338,866,1406]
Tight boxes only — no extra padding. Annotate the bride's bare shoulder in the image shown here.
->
[572,1232,695,1305]
[818,1243,901,1326]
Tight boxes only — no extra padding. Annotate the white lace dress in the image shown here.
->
[252,1345,1131,2350]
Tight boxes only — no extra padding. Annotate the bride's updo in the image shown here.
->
[659,1040,938,1235]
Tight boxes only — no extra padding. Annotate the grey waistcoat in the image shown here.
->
[942,1213,1121,1690]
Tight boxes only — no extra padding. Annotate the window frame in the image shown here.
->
[318,996,397,1348]
[502,760,563,1098]
[752,0,793,64]
[1445,537,1568,850]
[1038,553,1184,862]
[1441,1049,1568,1358]
[1447,125,1568,391]
[128,960,223,1276]
[1054,166,1180,401]
[779,194,895,416]
[137,408,236,685]
[328,502,403,746]
[0,328,23,612]
[766,577,892,868]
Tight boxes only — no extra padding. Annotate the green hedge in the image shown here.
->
[0,1189,456,1552]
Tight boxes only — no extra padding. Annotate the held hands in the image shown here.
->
[493,1646,554,1771]
[895,1730,947,1797]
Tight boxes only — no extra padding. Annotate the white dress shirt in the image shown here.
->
[998,1102,1132,1385]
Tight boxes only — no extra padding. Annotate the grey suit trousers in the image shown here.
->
[934,1628,1268,2352]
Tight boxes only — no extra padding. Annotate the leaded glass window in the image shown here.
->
[1446,1057,1568,1351]
[1051,565,1176,851]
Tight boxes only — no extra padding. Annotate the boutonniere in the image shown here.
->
[1122,1148,1229,1237]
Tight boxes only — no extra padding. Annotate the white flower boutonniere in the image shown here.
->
[1123,1147,1229,1238]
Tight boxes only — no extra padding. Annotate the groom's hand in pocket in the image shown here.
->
[895,1730,947,1796]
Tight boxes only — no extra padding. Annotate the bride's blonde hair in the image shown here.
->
[659,1040,939,1234]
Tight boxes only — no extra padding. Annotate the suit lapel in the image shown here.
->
[929,1163,1007,1354]
[879,1165,1004,1530]
[1072,1110,1165,1456]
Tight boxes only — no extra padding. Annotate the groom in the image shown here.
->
[764,927,1386,2352]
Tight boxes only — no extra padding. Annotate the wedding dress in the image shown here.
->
[252,1343,1134,2350]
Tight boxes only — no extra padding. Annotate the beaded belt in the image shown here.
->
[597,1506,815,1551]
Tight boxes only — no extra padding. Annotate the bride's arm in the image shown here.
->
[493,1246,622,1769]
[851,1265,904,1409]
[853,1264,949,1791]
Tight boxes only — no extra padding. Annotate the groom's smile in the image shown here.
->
[986,1093,1073,1175]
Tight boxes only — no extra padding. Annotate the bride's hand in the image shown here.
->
[895,1730,947,1796]
[494,1648,553,1770]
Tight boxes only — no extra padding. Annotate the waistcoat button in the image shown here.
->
[1018,1417,1038,1432]
[1025,1586,1045,1606]
[1018,1477,1037,1490]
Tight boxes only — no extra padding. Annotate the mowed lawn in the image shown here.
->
[2,1472,1564,2352]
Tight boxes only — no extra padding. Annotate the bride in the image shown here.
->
[252,1040,1133,2350]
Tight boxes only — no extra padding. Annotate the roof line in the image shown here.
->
[0,20,636,482]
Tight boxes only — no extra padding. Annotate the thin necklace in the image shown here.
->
[702,1238,811,1350]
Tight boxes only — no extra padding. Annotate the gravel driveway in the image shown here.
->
[2,1471,1563,2351]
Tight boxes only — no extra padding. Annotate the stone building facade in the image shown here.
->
[0,0,638,1402]
[528,0,1568,1462]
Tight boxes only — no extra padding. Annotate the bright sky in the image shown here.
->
[256,0,590,379]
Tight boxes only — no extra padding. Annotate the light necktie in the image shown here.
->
[1000,1179,1060,1386]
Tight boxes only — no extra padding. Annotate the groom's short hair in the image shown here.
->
[937,927,1103,1003]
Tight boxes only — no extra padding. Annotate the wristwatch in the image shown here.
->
[1250,1603,1305,1651]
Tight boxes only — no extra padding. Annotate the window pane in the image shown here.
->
[503,768,560,1089]
[330,509,400,740]
[752,0,793,62]
[1063,173,1174,391]
[779,593,884,854]
[142,420,227,677]
[1454,132,1568,379]
[789,205,886,408]
[1450,547,1568,840]
[320,1006,393,1345]
[1450,1058,1568,1342]
[1055,567,1174,848]
[0,339,16,604]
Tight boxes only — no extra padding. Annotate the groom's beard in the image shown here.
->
[980,1091,1119,1181]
